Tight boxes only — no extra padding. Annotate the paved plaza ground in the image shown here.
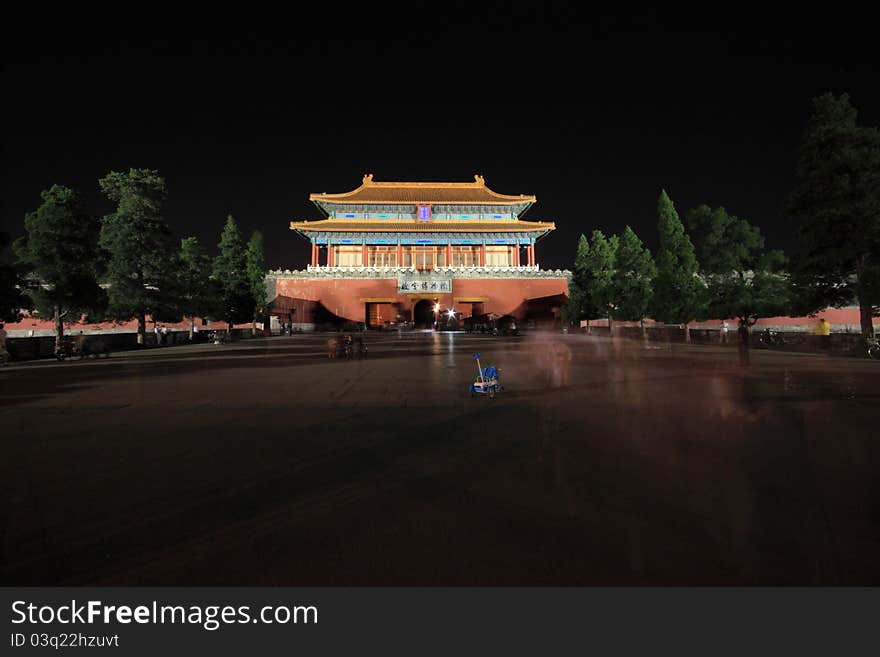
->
[1,332,878,585]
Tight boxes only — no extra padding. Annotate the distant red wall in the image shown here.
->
[3,316,252,335]
[688,307,878,331]
[586,307,878,331]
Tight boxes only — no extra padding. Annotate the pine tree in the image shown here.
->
[177,236,215,338]
[787,93,880,339]
[99,169,176,345]
[611,226,656,335]
[564,234,601,331]
[686,205,790,328]
[245,231,267,335]
[583,230,618,334]
[212,215,253,334]
[1,232,28,324]
[13,185,105,349]
[650,190,704,341]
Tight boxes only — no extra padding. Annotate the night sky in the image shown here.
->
[3,5,877,271]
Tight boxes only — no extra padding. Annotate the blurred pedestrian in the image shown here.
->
[547,339,572,387]
[542,339,555,387]
[737,319,751,366]
[0,322,9,366]
[555,340,572,386]
[327,336,339,359]
[74,330,87,355]
[815,317,831,350]
[720,320,729,344]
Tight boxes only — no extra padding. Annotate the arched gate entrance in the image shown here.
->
[412,299,436,329]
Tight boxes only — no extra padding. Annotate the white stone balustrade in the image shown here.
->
[267,266,571,280]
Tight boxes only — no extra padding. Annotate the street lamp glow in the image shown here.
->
[446,308,456,319]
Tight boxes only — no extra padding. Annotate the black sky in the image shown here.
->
[3,4,878,270]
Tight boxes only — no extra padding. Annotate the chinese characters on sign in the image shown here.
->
[397,276,452,293]
[417,205,432,221]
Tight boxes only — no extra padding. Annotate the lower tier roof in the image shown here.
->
[289,219,555,233]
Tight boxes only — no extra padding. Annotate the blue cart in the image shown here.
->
[470,353,503,398]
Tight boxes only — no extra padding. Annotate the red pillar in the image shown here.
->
[445,243,452,267]
[311,243,318,267]
[512,246,519,267]
[362,244,368,266]
[328,246,334,267]
[529,245,536,267]
[479,245,485,267]
[397,244,403,267]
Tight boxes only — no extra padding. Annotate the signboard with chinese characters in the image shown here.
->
[417,205,432,221]
[397,275,452,294]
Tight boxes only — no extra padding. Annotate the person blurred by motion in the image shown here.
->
[74,330,87,354]
[737,319,751,366]
[0,322,9,366]
[326,335,339,359]
[815,317,831,350]
[545,339,572,388]
[555,340,572,386]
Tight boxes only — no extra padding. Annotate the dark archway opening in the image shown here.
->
[413,299,436,329]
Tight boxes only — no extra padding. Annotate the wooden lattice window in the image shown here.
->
[451,246,481,267]
[368,246,397,267]
[403,246,446,270]
[484,245,512,267]
[335,246,363,268]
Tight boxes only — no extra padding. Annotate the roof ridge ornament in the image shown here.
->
[309,175,537,207]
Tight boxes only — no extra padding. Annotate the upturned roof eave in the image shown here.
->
[308,174,537,207]
[289,219,555,233]
[310,196,536,205]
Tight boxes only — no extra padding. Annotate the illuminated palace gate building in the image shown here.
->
[268,175,569,329]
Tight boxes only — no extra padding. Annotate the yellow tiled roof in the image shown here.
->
[309,174,537,206]
[290,219,555,233]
